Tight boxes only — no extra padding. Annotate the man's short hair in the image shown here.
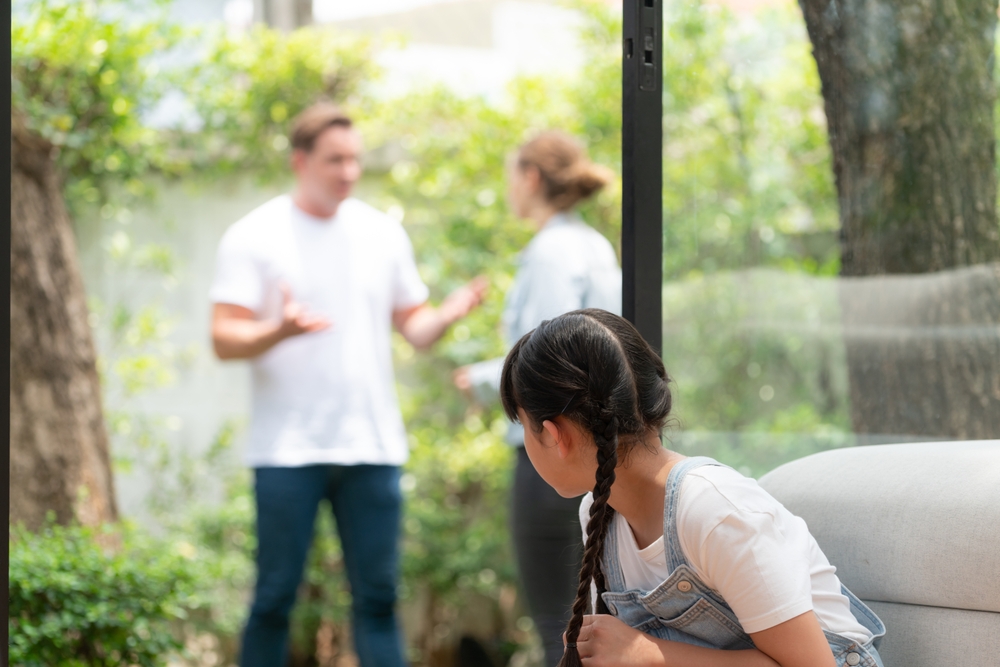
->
[289,103,354,153]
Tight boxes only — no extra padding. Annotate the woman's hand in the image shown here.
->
[571,615,664,667]
[453,366,473,398]
[439,276,489,324]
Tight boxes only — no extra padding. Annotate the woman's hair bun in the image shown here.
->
[568,161,614,200]
[518,131,614,210]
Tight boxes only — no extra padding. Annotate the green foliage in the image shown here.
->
[650,2,849,450]
[8,521,194,667]
[165,467,257,663]
[11,0,379,206]
[663,269,852,476]
[180,25,381,180]
[10,0,183,211]
[660,1,838,279]
[402,414,515,599]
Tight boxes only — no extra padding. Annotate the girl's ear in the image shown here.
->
[541,418,572,459]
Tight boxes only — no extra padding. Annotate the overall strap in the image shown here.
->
[602,505,627,593]
[602,456,725,593]
[662,456,725,571]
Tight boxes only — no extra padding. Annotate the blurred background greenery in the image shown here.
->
[10,0,998,665]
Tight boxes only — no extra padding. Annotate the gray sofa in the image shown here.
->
[758,440,1000,666]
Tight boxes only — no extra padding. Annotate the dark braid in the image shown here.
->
[563,410,618,662]
[588,410,620,616]
[499,309,673,667]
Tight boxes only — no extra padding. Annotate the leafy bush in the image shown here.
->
[8,521,195,667]
[10,0,184,211]
[181,23,380,181]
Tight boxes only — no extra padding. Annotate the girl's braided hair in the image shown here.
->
[500,309,672,667]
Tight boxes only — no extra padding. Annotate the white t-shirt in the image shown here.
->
[579,464,873,643]
[210,195,429,467]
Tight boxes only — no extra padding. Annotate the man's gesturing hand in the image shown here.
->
[212,286,330,361]
[277,282,332,339]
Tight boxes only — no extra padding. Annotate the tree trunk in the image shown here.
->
[10,114,117,529]
[799,0,1000,439]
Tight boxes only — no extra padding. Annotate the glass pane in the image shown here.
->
[660,0,1000,476]
[51,0,601,663]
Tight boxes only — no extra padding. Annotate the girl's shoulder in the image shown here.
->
[678,464,787,522]
[579,464,794,547]
[579,465,786,528]
[674,464,802,569]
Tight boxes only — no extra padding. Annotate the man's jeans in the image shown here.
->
[240,464,405,667]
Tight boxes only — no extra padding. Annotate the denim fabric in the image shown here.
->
[240,464,405,667]
[599,457,887,666]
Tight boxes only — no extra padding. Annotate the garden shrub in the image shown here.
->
[8,520,195,667]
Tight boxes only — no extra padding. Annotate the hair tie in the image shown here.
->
[565,642,577,649]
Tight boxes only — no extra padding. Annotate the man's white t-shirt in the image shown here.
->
[579,464,873,644]
[210,195,429,467]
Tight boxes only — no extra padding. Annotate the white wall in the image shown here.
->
[76,178,288,516]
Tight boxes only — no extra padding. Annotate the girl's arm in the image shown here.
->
[746,611,837,667]
[574,611,835,667]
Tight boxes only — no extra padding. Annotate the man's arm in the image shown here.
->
[212,283,330,360]
[393,277,487,350]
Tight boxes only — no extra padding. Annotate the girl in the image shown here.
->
[499,309,885,667]
[454,132,621,666]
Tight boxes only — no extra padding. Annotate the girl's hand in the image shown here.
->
[572,614,664,667]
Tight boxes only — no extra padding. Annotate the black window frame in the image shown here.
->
[621,0,663,356]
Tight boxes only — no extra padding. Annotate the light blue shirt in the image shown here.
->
[467,212,622,444]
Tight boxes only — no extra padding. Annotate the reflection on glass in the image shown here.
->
[660,0,1000,475]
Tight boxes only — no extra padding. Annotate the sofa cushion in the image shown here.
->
[864,601,1000,666]
[758,441,1000,612]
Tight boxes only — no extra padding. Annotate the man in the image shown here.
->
[210,103,485,667]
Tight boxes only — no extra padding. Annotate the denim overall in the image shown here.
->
[599,457,887,667]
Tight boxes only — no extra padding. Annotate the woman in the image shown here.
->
[454,131,621,667]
